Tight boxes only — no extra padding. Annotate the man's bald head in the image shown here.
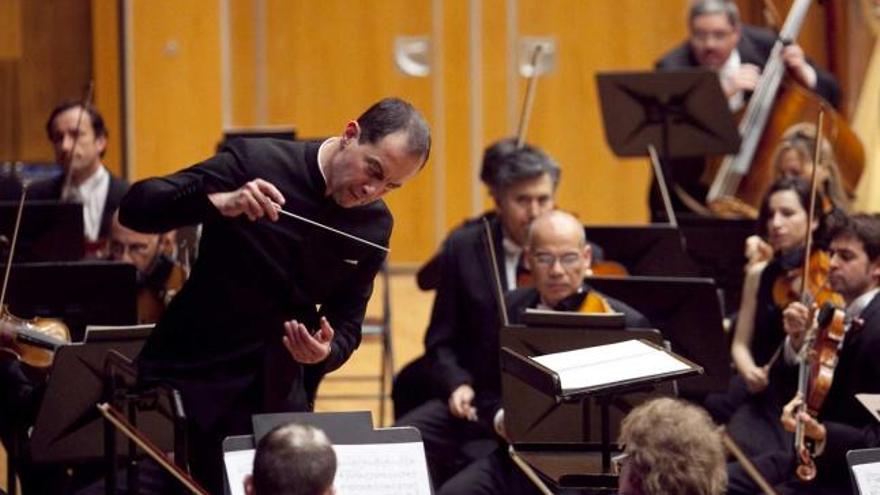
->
[525,210,592,308]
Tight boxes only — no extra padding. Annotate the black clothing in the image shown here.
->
[120,138,390,491]
[651,25,842,220]
[403,282,649,494]
[393,212,510,419]
[28,170,129,240]
[728,292,880,494]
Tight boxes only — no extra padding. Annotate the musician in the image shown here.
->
[707,177,834,456]
[728,213,880,495]
[430,210,648,495]
[651,0,841,219]
[119,97,430,492]
[617,398,727,495]
[30,102,129,255]
[772,123,850,213]
[393,139,559,486]
[107,212,186,324]
[244,423,336,495]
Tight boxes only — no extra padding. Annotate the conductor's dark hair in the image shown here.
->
[46,101,108,141]
[252,423,336,495]
[356,97,431,168]
[480,138,560,196]
[688,0,740,27]
[827,213,880,263]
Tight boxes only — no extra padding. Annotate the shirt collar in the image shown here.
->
[847,288,880,321]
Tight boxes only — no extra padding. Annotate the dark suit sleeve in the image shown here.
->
[119,151,241,233]
[812,67,841,109]
[424,236,474,397]
[313,250,387,375]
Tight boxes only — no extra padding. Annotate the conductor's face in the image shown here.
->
[526,213,592,308]
[325,122,423,208]
[689,12,740,70]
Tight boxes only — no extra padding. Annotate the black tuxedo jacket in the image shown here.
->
[28,169,129,239]
[811,292,880,489]
[655,24,840,107]
[424,212,509,399]
[120,139,390,428]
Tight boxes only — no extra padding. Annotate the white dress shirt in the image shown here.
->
[63,165,110,242]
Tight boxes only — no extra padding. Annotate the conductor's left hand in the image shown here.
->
[283,317,334,364]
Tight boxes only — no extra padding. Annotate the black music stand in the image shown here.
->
[223,412,431,495]
[596,70,739,159]
[848,448,880,495]
[0,200,84,261]
[28,327,174,466]
[584,224,699,277]
[586,275,730,398]
[596,70,740,224]
[501,327,701,492]
[1,261,137,341]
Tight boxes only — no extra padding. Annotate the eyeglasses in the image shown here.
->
[691,29,734,44]
[531,252,582,268]
[109,240,152,257]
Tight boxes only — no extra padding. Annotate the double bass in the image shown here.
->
[704,0,864,218]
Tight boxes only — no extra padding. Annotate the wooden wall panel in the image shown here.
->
[263,0,435,262]
[0,0,22,59]
[229,0,257,127]
[0,1,92,163]
[130,1,222,178]
[92,0,122,177]
[515,0,690,224]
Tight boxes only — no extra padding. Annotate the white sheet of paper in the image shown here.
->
[857,393,880,423]
[853,462,880,495]
[223,449,255,495]
[333,441,431,495]
[223,441,431,495]
[531,339,690,392]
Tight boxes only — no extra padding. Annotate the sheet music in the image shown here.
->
[857,394,880,423]
[853,462,880,495]
[224,441,431,495]
[223,449,255,495]
[333,442,431,495]
[531,339,690,393]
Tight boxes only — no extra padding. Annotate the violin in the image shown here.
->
[0,183,71,373]
[771,249,844,310]
[793,302,846,482]
[0,305,69,372]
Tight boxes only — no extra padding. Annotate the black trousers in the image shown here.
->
[395,399,499,489]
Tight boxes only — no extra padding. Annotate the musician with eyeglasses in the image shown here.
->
[432,210,648,495]
[649,0,841,220]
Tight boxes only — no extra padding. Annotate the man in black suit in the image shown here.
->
[119,97,431,492]
[29,102,128,255]
[392,139,559,487]
[435,210,649,495]
[651,0,841,219]
[728,213,880,495]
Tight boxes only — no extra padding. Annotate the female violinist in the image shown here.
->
[707,176,839,456]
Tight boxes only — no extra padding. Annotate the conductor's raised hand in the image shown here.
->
[448,384,478,422]
[282,317,334,364]
[208,178,285,222]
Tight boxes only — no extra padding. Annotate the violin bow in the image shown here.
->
[60,81,96,201]
[97,402,210,495]
[0,182,27,310]
[515,44,543,149]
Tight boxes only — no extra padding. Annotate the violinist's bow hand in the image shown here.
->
[282,317,333,364]
[783,302,811,351]
[208,178,286,222]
